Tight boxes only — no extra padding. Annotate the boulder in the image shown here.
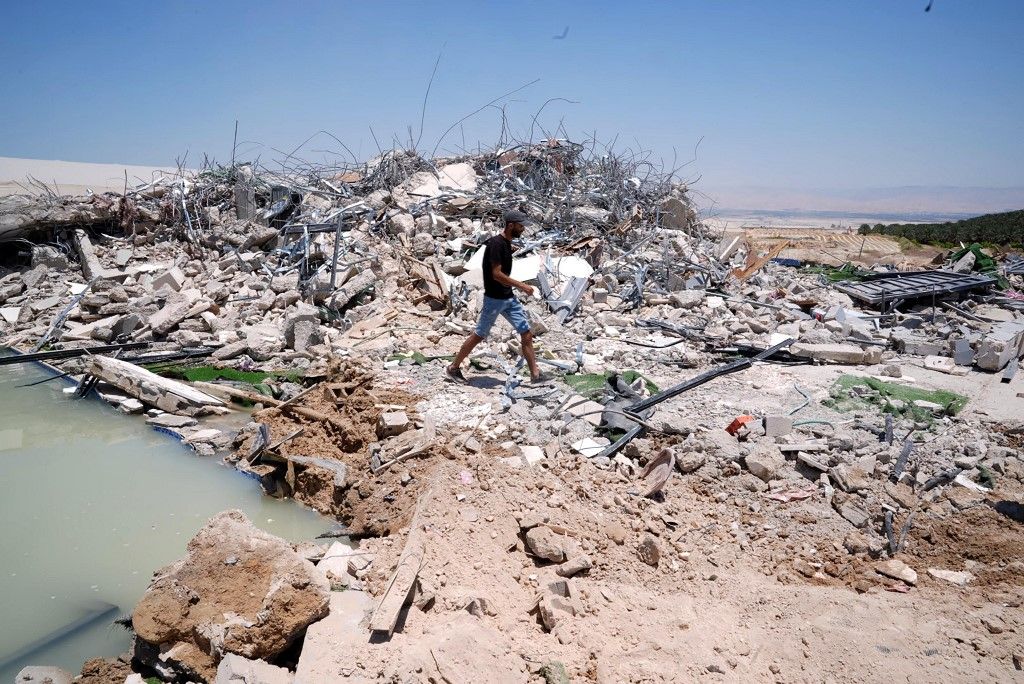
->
[132,510,330,681]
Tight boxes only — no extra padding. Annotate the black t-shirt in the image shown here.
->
[482,234,513,299]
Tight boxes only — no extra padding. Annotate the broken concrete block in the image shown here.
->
[669,290,704,309]
[153,266,186,292]
[834,499,871,528]
[763,415,793,438]
[213,339,250,361]
[1,306,20,324]
[119,398,145,415]
[148,291,193,336]
[214,654,293,684]
[927,568,974,586]
[924,355,967,375]
[790,343,882,365]
[875,559,917,585]
[976,321,1024,372]
[953,339,975,366]
[87,356,226,417]
[284,303,319,350]
[592,288,608,304]
[377,411,410,438]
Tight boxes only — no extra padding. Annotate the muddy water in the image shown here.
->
[0,357,330,681]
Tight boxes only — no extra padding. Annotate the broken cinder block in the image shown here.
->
[377,411,410,438]
[152,266,186,292]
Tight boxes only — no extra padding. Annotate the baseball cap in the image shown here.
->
[502,209,532,226]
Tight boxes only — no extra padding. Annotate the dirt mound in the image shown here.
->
[906,503,1024,587]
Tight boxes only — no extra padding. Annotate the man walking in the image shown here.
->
[446,209,547,383]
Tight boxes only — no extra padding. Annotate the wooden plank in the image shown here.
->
[369,487,433,636]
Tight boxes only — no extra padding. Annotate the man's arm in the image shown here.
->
[492,262,534,297]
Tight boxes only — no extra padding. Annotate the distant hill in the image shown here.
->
[858,209,1024,247]
[701,185,1024,215]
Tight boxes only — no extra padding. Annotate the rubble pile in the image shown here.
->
[3,139,1024,682]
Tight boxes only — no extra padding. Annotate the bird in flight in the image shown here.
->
[553,26,569,40]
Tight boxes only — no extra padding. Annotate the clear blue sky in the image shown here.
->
[2,1,1022,192]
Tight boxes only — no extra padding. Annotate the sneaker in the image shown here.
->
[445,365,467,384]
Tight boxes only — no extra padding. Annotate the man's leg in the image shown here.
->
[520,330,541,380]
[502,299,543,380]
[448,297,500,379]
[449,333,483,372]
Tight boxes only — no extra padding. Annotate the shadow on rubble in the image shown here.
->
[991,500,1024,523]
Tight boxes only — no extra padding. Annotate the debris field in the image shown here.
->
[2,138,1024,683]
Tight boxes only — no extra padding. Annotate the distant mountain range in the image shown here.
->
[697,185,1024,216]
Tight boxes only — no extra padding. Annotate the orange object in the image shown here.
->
[725,415,755,435]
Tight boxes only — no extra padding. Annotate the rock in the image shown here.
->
[745,445,784,482]
[829,464,872,493]
[675,450,706,474]
[525,526,577,563]
[119,398,145,414]
[556,555,593,577]
[951,250,976,273]
[22,265,49,289]
[114,249,133,267]
[131,510,330,681]
[14,666,75,684]
[1,306,21,323]
[291,319,322,353]
[377,411,410,438]
[843,531,872,554]
[669,290,704,309]
[153,266,186,292]
[213,339,250,361]
[148,291,194,336]
[604,520,628,545]
[834,498,871,529]
[881,364,902,378]
[790,343,882,365]
[637,534,660,567]
[388,212,415,236]
[874,558,917,585]
[537,579,579,631]
[411,232,436,257]
[927,568,974,586]
[214,654,293,684]
[980,615,1006,635]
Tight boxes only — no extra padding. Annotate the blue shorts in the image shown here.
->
[475,295,531,338]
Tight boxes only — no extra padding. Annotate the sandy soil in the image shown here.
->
[0,156,176,197]
[249,355,1024,683]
